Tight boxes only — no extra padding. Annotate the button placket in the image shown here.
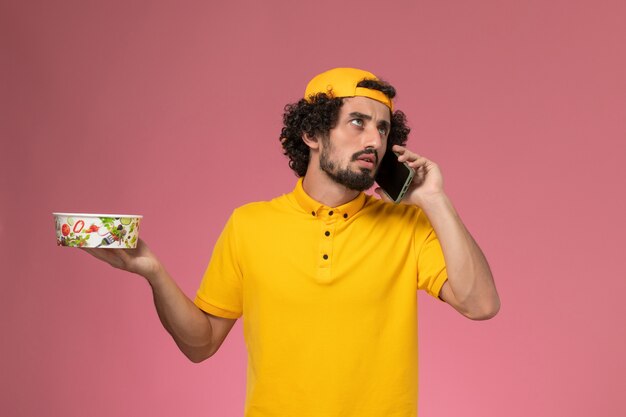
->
[317,210,337,282]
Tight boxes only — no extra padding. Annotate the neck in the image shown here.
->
[302,168,361,207]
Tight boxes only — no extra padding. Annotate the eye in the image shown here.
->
[378,125,389,136]
[350,119,364,128]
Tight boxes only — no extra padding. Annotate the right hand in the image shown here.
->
[82,239,162,280]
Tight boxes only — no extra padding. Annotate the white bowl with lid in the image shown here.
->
[53,213,142,248]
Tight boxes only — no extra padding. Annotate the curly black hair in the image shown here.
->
[279,78,410,177]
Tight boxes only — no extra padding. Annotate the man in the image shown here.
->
[86,68,500,416]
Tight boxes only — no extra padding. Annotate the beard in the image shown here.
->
[319,137,377,192]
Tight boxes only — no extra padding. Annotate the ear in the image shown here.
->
[302,133,320,150]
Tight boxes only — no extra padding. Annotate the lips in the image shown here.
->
[353,151,378,170]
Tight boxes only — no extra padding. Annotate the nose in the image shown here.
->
[362,125,384,150]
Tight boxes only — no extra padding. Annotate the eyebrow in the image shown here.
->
[349,111,372,121]
[349,112,391,129]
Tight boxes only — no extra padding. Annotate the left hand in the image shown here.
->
[375,145,445,207]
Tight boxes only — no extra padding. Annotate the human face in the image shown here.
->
[319,96,391,191]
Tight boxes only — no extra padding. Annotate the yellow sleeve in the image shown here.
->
[194,214,243,319]
[414,210,448,299]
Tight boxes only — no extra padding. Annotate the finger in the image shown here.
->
[393,146,425,164]
[398,151,420,163]
[412,165,427,186]
[115,248,136,265]
[82,247,113,262]
[406,156,431,170]
[138,239,153,254]
[81,247,126,269]
[391,144,406,154]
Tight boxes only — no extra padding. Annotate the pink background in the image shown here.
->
[2,1,625,416]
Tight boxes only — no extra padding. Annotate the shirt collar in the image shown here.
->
[292,178,367,221]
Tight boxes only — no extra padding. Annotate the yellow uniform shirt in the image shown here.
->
[195,179,448,417]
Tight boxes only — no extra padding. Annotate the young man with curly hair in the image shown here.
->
[86,68,500,417]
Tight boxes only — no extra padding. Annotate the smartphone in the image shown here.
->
[375,150,415,203]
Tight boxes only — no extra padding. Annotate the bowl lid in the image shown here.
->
[53,212,143,218]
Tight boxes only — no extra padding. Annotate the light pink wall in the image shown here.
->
[2,1,625,416]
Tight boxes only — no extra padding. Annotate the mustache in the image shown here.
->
[351,149,379,165]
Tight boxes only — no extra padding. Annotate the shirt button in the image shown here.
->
[323,254,328,260]
[311,211,315,216]
[343,213,348,219]
[325,231,330,236]
[328,211,334,216]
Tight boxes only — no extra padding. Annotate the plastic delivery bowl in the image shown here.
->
[53,213,142,248]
